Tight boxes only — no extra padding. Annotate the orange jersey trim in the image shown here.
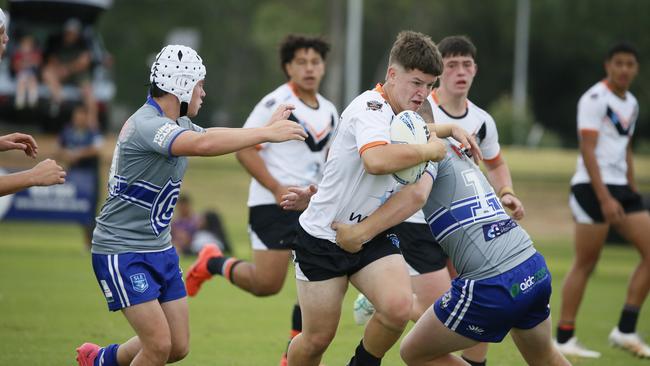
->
[483,152,502,164]
[254,144,264,151]
[359,141,388,155]
[374,83,388,101]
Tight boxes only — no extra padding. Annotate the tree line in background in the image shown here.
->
[97,0,649,147]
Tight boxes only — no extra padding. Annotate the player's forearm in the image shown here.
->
[358,179,430,241]
[626,143,636,191]
[485,159,514,196]
[363,142,444,175]
[0,169,37,196]
[235,147,281,192]
[192,127,273,156]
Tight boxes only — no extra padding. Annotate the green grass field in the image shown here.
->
[1,147,649,365]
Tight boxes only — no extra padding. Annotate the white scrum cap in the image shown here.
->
[149,45,206,104]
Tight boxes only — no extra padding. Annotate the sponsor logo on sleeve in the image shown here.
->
[366,100,383,111]
[153,124,181,147]
[264,98,276,108]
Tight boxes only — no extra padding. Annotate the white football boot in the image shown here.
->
[352,293,375,326]
[609,327,650,358]
[555,337,601,358]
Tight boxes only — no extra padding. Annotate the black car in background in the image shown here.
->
[0,0,114,132]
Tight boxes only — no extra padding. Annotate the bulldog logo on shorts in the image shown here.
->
[130,273,149,293]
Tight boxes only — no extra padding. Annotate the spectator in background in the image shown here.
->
[12,34,42,110]
[42,18,97,126]
[57,103,103,249]
[0,8,66,197]
[171,194,232,255]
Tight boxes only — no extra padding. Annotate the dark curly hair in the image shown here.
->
[280,34,330,78]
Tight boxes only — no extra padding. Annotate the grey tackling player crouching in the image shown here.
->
[331,138,571,366]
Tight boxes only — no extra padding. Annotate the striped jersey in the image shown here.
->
[92,98,205,254]
[243,83,338,206]
[423,139,535,280]
[571,80,639,185]
[299,84,396,242]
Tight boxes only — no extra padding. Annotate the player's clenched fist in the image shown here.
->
[31,159,66,186]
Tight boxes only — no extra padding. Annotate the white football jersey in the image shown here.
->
[243,83,338,206]
[406,89,502,224]
[571,80,638,185]
[299,84,397,242]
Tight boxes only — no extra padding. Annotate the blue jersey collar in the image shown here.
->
[146,95,164,116]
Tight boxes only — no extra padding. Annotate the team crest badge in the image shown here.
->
[130,273,149,293]
[386,233,400,248]
[440,291,451,308]
[366,100,383,111]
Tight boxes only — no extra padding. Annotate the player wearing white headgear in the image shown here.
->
[74,44,307,366]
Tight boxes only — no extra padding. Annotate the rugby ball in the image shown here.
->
[390,110,429,185]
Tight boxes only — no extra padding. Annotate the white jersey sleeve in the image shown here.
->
[481,113,501,161]
[577,91,607,132]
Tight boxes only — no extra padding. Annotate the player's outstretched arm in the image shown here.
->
[362,138,445,175]
[332,174,434,253]
[171,105,307,157]
[0,132,38,158]
[0,159,66,196]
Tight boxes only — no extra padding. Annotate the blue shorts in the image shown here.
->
[91,246,186,311]
[434,252,551,342]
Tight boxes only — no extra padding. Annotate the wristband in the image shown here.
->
[498,186,516,198]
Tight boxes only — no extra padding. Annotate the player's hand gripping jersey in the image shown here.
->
[405,90,502,225]
[571,80,639,186]
[424,139,535,280]
[93,98,205,254]
[243,83,338,206]
[299,84,396,242]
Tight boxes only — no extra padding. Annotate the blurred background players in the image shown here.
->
[57,103,103,249]
[184,34,337,366]
[171,194,232,255]
[556,41,650,358]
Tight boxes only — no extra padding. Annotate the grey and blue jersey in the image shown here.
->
[423,139,536,280]
[92,98,205,254]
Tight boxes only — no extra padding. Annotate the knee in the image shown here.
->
[143,338,172,362]
[251,281,283,297]
[375,293,412,330]
[167,343,190,363]
[301,331,335,355]
[573,256,599,275]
